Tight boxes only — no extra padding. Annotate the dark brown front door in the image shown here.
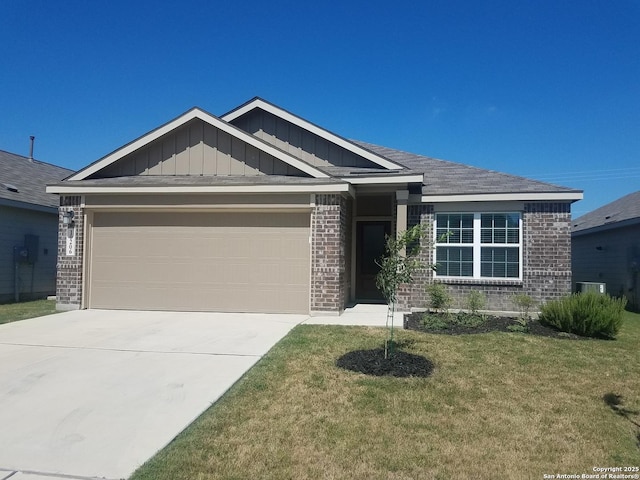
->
[356,221,391,301]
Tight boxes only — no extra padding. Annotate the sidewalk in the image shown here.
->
[303,303,405,327]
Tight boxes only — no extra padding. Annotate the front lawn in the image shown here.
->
[130,312,640,480]
[0,299,58,325]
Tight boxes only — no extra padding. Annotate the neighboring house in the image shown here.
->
[0,149,73,303]
[46,97,583,314]
[572,191,640,311]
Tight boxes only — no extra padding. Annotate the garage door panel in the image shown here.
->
[89,212,310,313]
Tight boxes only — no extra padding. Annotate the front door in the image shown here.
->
[355,221,391,301]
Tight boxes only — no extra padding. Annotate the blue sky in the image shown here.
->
[1,0,638,217]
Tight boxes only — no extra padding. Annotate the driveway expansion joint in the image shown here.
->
[0,467,121,480]
[0,342,262,357]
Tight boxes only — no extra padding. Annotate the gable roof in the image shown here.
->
[355,141,583,201]
[49,97,583,203]
[0,149,73,211]
[572,190,640,235]
[221,97,404,171]
[67,107,330,181]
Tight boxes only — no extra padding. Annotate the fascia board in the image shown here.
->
[0,197,58,214]
[222,99,404,171]
[46,183,351,195]
[343,174,424,185]
[68,109,328,181]
[421,192,584,203]
[572,217,640,237]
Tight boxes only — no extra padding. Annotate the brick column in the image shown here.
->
[397,204,434,311]
[56,196,84,310]
[310,194,349,314]
[523,202,572,304]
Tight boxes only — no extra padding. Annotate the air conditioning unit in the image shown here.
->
[576,282,606,294]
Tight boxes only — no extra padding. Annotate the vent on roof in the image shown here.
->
[3,183,19,193]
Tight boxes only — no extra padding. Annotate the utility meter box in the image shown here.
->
[576,282,606,294]
[24,234,39,263]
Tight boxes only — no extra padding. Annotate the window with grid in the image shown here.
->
[435,212,521,280]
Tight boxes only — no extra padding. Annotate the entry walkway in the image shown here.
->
[304,303,404,326]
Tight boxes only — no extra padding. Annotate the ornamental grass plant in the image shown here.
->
[539,292,626,338]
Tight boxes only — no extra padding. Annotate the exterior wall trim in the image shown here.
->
[422,192,583,202]
[47,183,353,195]
[0,197,58,214]
[343,175,424,184]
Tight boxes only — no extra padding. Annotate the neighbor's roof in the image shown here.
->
[572,190,640,234]
[0,149,73,210]
[353,141,581,196]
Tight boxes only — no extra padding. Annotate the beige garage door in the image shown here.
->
[89,211,310,313]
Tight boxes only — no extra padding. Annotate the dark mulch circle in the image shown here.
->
[404,312,583,339]
[336,348,434,377]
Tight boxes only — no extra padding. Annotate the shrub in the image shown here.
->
[426,283,452,314]
[466,290,486,315]
[539,292,627,339]
[512,294,536,321]
[455,311,485,328]
[421,313,451,330]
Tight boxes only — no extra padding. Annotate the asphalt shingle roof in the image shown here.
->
[572,190,640,233]
[0,149,73,209]
[352,141,580,196]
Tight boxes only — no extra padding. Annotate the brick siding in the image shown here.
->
[399,201,573,312]
[56,196,84,310]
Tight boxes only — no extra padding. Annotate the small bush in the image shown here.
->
[508,317,529,333]
[421,313,452,330]
[512,294,536,321]
[506,324,528,333]
[466,290,486,315]
[539,292,626,338]
[455,312,485,328]
[426,283,452,314]
[420,311,485,330]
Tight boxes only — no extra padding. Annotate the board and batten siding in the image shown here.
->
[95,119,305,178]
[572,223,640,309]
[0,205,58,301]
[230,109,380,169]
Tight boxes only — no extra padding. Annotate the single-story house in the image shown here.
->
[0,149,73,303]
[47,97,583,314]
[572,190,640,311]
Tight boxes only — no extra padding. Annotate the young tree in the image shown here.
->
[375,224,427,358]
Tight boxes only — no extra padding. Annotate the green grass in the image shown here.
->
[130,312,640,480]
[0,299,58,325]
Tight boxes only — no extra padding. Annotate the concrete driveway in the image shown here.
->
[0,309,305,480]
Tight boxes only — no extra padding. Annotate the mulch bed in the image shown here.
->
[404,312,583,339]
[336,348,434,377]
[335,312,583,378]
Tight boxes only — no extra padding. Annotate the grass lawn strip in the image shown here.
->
[130,312,640,480]
[0,299,58,325]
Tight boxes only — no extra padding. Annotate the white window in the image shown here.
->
[434,213,522,280]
